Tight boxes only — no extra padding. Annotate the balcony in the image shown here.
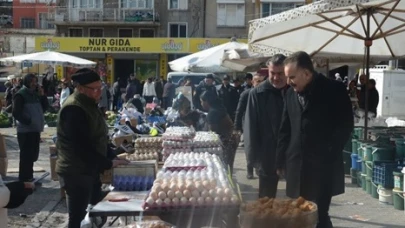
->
[49,7,160,25]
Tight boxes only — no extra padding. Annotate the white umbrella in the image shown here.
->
[248,0,370,57]
[0,50,96,68]
[221,48,268,72]
[169,38,247,73]
[249,0,405,140]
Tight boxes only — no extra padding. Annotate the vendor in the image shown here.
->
[172,93,206,131]
[0,175,34,228]
[56,68,129,228]
[200,91,238,173]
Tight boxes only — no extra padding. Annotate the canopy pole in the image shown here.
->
[364,9,372,141]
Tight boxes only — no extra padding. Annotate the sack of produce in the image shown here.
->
[240,197,318,228]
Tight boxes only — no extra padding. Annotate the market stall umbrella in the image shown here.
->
[248,0,370,57]
[220,48,269,72]
[169,38,248,73]
[0,50,96,68]
[250,0,405,140]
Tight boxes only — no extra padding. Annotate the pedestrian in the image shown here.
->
[12,74,48,182]
[276,51,353,228]
[125,74,138,102]
[218,75,239,122]
[59,78,72,107]
[0,175,34,228]
[234,73,264,178]
[112,77,121,111]
[244,54,289,196]
[243,73,253,90]
[154,76,164,102]
[200,91,238,173]
[98,80,108,115]
[162,78,175,109]
[193,74,217,110]
[56,69,129,228]
[143,77,157,103]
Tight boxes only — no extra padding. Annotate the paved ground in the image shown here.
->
[1,127,405,228]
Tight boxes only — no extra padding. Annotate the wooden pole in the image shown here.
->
[255,0,261,19]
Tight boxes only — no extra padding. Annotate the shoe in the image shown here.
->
[246,173,254,179]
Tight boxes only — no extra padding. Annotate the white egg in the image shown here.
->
[149,191,158,200]
[197,197,205,205]
[183,190,191,198]
[180,197,188,205]
[216,188,223,197]
[202,180,210,190]
[195,183,204,192]
[153,184,162,192]
[175,190,183,198]
[167,190,175,199]
[210,180,217,188]
[224,188,232,197]
[208,189,216,197]
[186,183,195,191]
[200,190,208,198]
[164,198,171,205]
[146,197,154,205]
[172,197,179,206]
[161,183,169,192]
[231,196,239,204]
[155,199,163,206]
[214,197,221,204]
[158,191,167,200]
[222,197,230,204]
[205,196,213,204]
[189,197,197,205]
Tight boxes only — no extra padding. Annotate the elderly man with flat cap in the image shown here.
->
[56,69,129,228]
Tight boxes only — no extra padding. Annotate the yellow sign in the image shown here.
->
[106,55,113,84]
[160,54,168,79]
[56,65,63,80]
[35,37,247,54]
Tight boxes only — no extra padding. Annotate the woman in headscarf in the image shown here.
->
[200,91,239,173]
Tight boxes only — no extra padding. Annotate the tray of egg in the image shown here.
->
[135,137,163,149]
[143,153,240,210]
[162,127,196,141]
[193,132,222,148]
[163,152,207,171]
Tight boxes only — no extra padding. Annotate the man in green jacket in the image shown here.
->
[56,69,128,228]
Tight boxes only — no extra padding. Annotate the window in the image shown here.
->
[72,0,102,8]
[69,28,83,37]
[168,0,187,10]
[217,3,245,27]
[119,28,133,37]
[20,18,35,28]
[168,23,187,38]
[139,28,155,37]
[261,2,303,18]
[121,0,153,8]
[39,13,54,29]
[19,0,35,3]
[89,28,103,37]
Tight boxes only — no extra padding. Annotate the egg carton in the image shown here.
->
[135,149,161,154]
[192,147,223,154]
[142,201,240,211]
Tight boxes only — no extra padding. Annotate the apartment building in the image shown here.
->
[13,0,55,29]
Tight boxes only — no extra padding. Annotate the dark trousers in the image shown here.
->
[314,174,334,228]
[59,174,103,228]
[144,96,154,104]
[258,174,279,198]
[162,97,172,109]
[17,132,40,181]
[113,96,120,111]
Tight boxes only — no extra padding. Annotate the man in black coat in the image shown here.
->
[276,51,353,228]
[244,54,289,197]
[234,73,264,178]
[218,75,239,122]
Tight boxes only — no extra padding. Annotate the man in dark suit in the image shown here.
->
[276,51,353,228]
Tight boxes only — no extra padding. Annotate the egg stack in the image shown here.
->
[192,132,223,155]
[144,153,240,209]
[163,152,207,171]
[127,137,163,161]
[161,127,196,161]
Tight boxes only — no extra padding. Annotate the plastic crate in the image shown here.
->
[147,116,166,124]
[372,161,402,188]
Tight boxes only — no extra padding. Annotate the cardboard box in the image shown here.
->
[49,155,58,181]
[113,135,133,147]
[49,144,57,156]
[0,134,7,158]
[0,157,8,177]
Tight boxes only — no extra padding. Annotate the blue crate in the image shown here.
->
[147,116,166,124]
[372,161,402,189]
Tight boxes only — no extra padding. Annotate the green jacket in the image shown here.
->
[56,91,109,176]
[14,86,45,133]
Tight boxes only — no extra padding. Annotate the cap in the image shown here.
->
[205,74,214,79]
[71,68,101,85]
[223,75,231,81]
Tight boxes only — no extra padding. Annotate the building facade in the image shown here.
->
[13,0,55,29]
